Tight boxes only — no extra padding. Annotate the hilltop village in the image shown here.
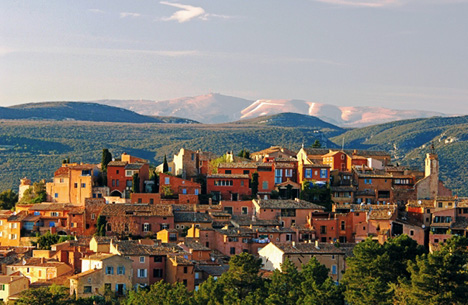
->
[0,145,464,302]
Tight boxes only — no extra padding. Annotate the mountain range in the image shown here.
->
[96,93,450,127]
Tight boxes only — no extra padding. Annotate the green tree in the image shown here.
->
[101,148,112,172]
[125,281,191,305]
[15,285,69,305]
[265,258,303,305]
[218,252,265,302]
[19,181,46,204]
[300,181,331,211]
[237,149,250,159]
[132,173,140,193]
[396,236,468,305]
[0,189,18,209]
[163,154,169,173]
[209,154,229,174]
[192,276,223,305]
[251,172,259,197]
[33,232,73,250]
[312,140,322,148]
[96,215,107,236]
[342,235,424,305]
[299,257,343,305]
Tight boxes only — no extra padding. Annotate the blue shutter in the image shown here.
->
[122,266,125,275]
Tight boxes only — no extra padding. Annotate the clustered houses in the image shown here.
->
[0,145,464,299]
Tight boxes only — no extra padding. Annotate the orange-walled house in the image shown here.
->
[310,212,354,243]
[323,151,349,172]
[298,163,330,185]
[220,201,254,217]
[253,199,325,228]
[107,157,149,198]
[131,193,161,205]
[46,163,100,206]
[207,174,251,202]
[165,255,195,290]
[159,173,201,198]
[353,168,394,205]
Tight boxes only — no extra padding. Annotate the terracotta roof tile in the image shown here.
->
[254,199,325,210]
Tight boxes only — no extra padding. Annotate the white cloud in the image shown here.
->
[88,9,105,14]
[315,0,400,8]
[160,1,207,23]
[0,47,14,56]
[120,12,141,18]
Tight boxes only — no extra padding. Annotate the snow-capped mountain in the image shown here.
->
[97,93,450,127]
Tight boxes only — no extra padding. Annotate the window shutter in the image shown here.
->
[122,266,125,275]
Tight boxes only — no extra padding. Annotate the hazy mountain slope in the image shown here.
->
[6,102,164,123]
[99,93,253,124]
[233,112,344,131]
[96,94,450,127]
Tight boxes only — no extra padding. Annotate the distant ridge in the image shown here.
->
[3,102,164,123]
[232,112,344,130]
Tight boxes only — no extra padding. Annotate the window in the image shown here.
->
[112,179,115,187]
[438,202,443,208]
[240,180,244,186]
[341,221,345,231]
[225,170,232,174]
[149,198,154,204]
[138,269,147,278]
[224,207,233,215]
[262,181,268,190]
[320,169,328,178]
[139,257,145,263]
[305,169,312,178]
[153,269,163,277]
[241,207,248,215]
[54,193,58,198]
[165,177,170,184]
[74,183,78,188]
[10,223,18,229]
[285,169,293,177]
[50,212,59,217]
[143,223,151,232]
[106,266,114,275]
[116,180,119,187]
[184,266,188,274]
[154,256,163,263]
[410,230,414,236]
[10,234,17,240]
[81,183,86,188]
[243,170,249,175]
[182,188,187,194]
[320,226,327,234]
[364,179,372,184]
[191,153,195,161]
[117,266,125,275]
[0,284,4,291]
[331,265,337,275]
[91,213,95,220]
[195,189,199,195]
[286,234,292,241]
[230,247,235,255]
[183,279,188,287]
[84,286,92,293]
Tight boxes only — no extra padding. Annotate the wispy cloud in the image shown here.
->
[0,47,14,57]
[88,8,105,14]
[120,12,141,18]
[315,0,400,8]
[160,1,206,23]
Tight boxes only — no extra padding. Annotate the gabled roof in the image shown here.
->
[101,203,173,217]
[112,240,172,256]
[251,146,297,157]
[125,163,145,170]
[207,174,249,179]
[271,241,352,255]
[254,199,325,210]
[174,212,212,223]
[107,161,127,167]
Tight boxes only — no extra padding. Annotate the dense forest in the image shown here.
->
[14,235,468,305]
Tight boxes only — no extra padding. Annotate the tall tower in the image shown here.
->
[424,153,439,199]
[18,177,31,202]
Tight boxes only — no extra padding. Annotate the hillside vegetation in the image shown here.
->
[331,115,468,195]
[0,119,338,191]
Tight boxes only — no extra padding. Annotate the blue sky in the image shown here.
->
[1,0,467,113]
